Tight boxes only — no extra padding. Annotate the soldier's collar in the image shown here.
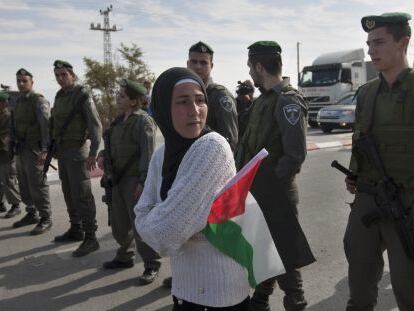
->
[20,90,34,99]
[205,77,214,88]
[379,68,411,89]
[270,77,290,94]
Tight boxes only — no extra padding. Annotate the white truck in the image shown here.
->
[298,48,377,127]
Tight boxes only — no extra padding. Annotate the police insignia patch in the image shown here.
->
[201,45,207,53]
[366,19,375,29]
[219,96,233,112]
[283,104,301,125]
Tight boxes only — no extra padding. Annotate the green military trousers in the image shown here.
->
[344,191,414,311]
[16,148,50,217]
[111,176,160,269]
[0,156,21,206]
[58,146,97,234]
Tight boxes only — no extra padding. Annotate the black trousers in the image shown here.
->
[172,296,250,310]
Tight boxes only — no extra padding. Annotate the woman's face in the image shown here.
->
[116,87,136,112]
[171,82,207,139]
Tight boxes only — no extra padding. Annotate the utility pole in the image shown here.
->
[297,42,301,87]
[90,5,121,65]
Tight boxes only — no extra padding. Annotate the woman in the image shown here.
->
[97,79,161,285]
[134,67,250,310]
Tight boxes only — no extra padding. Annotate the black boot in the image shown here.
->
[0,203,6,213]
[72,232,99,257]
[13,212,40,228]
[4,204,21,218]
[30,218,52,235]
[103,259,134,269]
[162,276,172,288]
[54,224,84,242]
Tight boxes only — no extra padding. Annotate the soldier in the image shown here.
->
[98,79,161,284]
[235,41,315,311]
[0,92,21,217]
[187,41,238,150]
[344,13,414,311]
[10,69,52,235]
[51,60,102,257]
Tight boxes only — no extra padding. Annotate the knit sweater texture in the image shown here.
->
[134,132,250,307]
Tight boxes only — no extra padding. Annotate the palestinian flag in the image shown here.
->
[203,149,285,288]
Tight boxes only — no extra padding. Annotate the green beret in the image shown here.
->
[361,12,411,32]
[53,60,73,69]
[120,79,147,98]
[0,91,9,102]
[248,41,282,56]
[16,68,33,77]
[189,41,214,54]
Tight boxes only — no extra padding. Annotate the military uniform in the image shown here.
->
[206,79,238,151]
[236,41,315,311]
[12,69,52,233]
[0,92,21,214]
[347,62,414,311]
[105,110,160,267]
[52,60,102,256]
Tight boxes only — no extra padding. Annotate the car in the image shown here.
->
[316,92,356,133]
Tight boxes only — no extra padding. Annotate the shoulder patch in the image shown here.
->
[283,103,301,126]
[219,96,233,112]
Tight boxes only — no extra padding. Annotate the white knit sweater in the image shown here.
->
[134,132,250,307]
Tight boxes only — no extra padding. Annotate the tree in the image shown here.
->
[83,43,154,130]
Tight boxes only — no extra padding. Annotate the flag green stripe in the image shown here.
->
[202,220,257,287]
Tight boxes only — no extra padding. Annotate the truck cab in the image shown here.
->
[298,49,375,127]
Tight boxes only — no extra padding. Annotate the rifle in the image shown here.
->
[331,160,356,180]
[101,128,114,226]
[353,135,414,260]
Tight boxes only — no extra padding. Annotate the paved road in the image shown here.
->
[0,130,398,311]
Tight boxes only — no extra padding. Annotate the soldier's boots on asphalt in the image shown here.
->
[4,204,21,218]
[72,233,100,257]
[103,259,134,270]
[138,268,159,285]
[0,203,6,213]
[54,224,85,242]
[30,218,52,235]
[13,212,40,228]
[162,276,172,289]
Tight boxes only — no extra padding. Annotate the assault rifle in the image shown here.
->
[331,160,356,180]
[353,135,414,260]
[100,128,114,226]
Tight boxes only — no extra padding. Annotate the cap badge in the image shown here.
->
[366,19,376,30]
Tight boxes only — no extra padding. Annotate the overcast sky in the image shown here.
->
[1,0,413,102]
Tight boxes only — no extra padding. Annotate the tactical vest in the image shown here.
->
[352,69,414,189]
[109,112,141,178]
[235,85,302,169]
[14,93,42,145]
[52,86,87,143]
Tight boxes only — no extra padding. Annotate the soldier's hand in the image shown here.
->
[345,176,357,194]
[86,156,97,172]
[134,184,144,202]
[97,155,104,170]
[38,151,48,165]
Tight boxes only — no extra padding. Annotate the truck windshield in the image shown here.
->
[299,68,340,87]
